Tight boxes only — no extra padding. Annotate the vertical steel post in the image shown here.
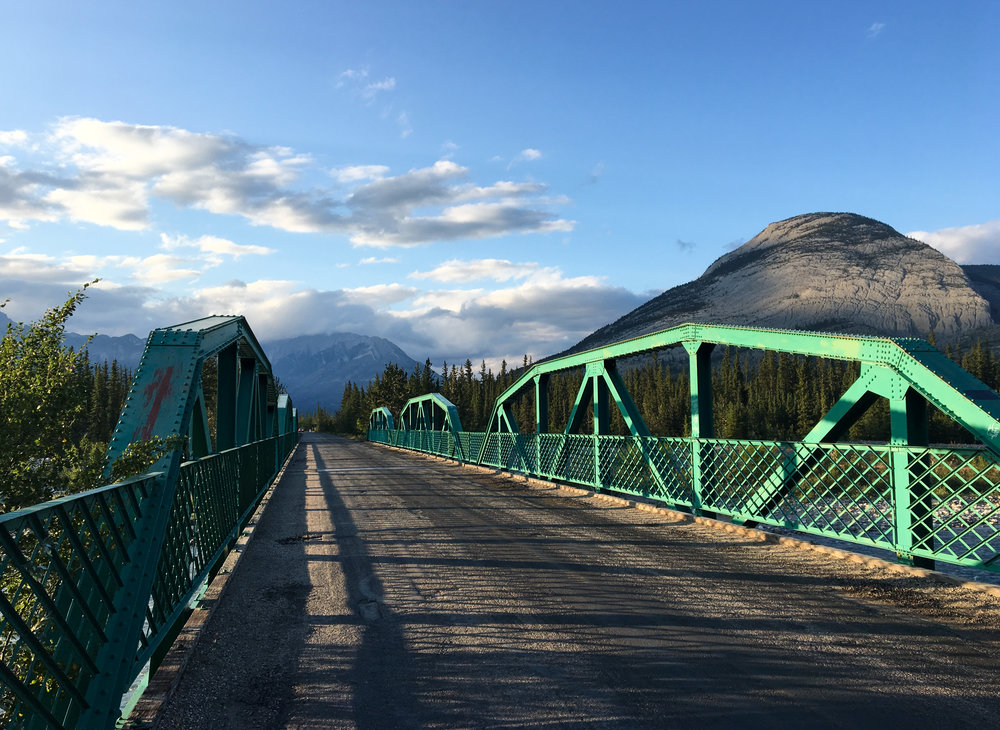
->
[535,374,549,476]
[891,388,933,569]
[189,391,212,458]
[216,343,238,451]
[236,357,257,446]
[588,362,610,488]
[257,373,269,440]
[684,341,716,516]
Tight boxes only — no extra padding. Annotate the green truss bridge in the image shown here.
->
[1,317,298,729]
[5,318,1000,727]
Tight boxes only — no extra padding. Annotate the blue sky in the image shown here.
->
[1,1,997,367]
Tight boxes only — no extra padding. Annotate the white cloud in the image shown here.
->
[359,256,399,265]
[908,220,1000,264]
[410,258,541,283]
[66,254,126,270]
[0,247,648,367]
[453,180,547,202]
[48,117,316,231]
[53,117,237,178]
[0,250,66,281]
[388,267,645,364]
[507,148,543,169]
[332,165,389,183]
[119,253,201,285]
[867,22,886,39]
[0,130,28,146]
[46,176,149,230]
[343,283,419,306]
[338,68,398,105]
[337,68,367,86]
[343,160,574,246]
[0,117,575,247]
[362,77,396,101]
[407,287,485,313]
[160,233,273,259]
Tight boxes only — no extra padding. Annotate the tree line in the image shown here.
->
[308,335,1000,446]
[1,287,135,512]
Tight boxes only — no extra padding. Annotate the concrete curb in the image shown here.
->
[371,442,1000,600]
[124,447,299,728]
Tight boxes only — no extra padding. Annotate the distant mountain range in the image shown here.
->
[2,307,418,413]
[8,211,999,413]
[64,331,148,367]
[565,212,1000,355]
[262,333,420,412]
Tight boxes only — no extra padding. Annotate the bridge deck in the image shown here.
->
[151,434,1000,729]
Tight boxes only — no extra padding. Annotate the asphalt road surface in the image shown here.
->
[152,433,1000,729]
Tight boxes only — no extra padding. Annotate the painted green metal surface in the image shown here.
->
[392,393,466,460]
[369,406,394,431]
[369,322,1000,575]
[0,317,298,729]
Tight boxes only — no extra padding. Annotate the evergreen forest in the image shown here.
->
[315,338,1000,447]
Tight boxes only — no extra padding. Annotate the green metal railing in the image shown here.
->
[368,322,1000,575]
[368,429,1000,571]
[0,432,297,729]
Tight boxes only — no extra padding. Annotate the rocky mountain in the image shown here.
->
[4,304,417,413]
[64,331,147,368]
[2,307,148,367]
[263,332,420,413]
[963,265,1000,322]
[70,329,418,413]
[568,212,996,354]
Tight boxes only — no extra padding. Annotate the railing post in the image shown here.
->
[585,362,610,489]
[683,341,716,516]
[79,469,179,729]
[890,388,934,569]
[535,374,549,477]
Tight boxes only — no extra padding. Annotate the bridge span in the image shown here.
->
[148,433,1000,729]
[6,318,1000,728]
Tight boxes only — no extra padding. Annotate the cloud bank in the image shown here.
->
[0,117,630,369]
[0,117,574,247]
[908,220,1000,264]
[0,249,645,367]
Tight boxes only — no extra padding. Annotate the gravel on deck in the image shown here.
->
[151,433,1000,729]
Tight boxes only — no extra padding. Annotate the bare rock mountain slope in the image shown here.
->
[568,212,995,354]
[263,332,420,412]
[963,264,1000,321]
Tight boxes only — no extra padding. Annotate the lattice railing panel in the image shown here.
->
[698,440,897,548]
[0,475,156,730]
[907,447,1000,567]
[0,434,297,730]
[369,429,1000,571]
[647,438,696,505]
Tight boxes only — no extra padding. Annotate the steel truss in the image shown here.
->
[370,323,1000,576]
[1,316,298,729]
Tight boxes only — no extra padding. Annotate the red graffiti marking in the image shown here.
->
[133,366,175,441]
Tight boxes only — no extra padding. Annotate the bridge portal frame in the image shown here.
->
[369,406,395,431]
[79,315,296,728]
[392,393,466,460]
